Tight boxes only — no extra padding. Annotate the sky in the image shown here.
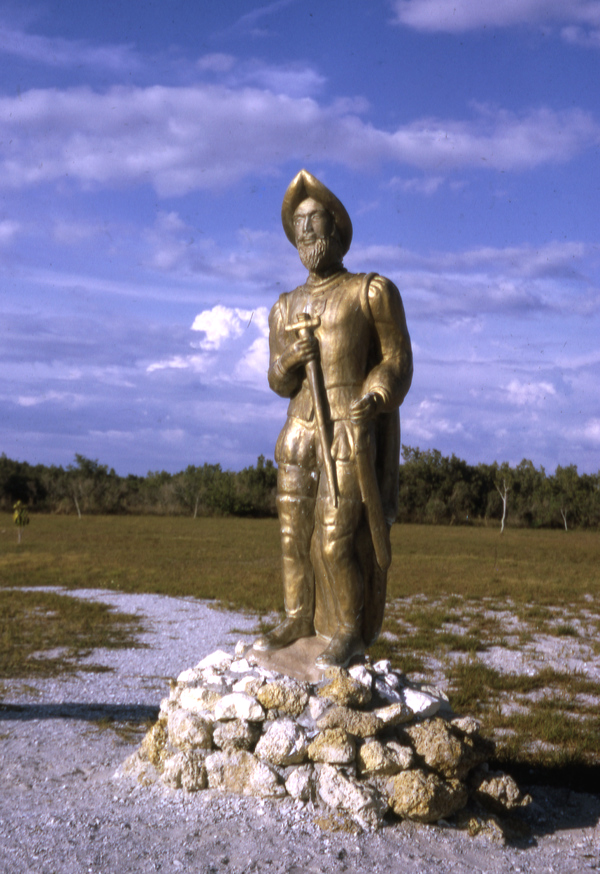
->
[1,0,599,476]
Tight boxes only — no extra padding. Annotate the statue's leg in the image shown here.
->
[314,460,365,668]
[254,461,318,651]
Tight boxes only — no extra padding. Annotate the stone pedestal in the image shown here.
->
[117,644,530,831]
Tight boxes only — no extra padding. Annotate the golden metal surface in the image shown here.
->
[254,169,413,668]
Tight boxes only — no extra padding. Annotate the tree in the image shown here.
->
[494,462,512,534]
[551,464,579,531]
[13,500,30,544]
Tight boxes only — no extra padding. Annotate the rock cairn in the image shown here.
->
[120,645,529,830]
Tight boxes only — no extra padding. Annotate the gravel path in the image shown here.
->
[1,588,599,874]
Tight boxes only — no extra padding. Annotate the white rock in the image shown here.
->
[195,650,233,671]
[230,658,252,674]
[402,687,441,718]
[214,692,265,722]
[256,667,279,680]
[254,719,308,766]
[200,668,229,688]
[373,659,392,674]
[205,750,285,798]
[373,702,412,726]
[232,675,264,695]
[234,640,247,658]
[167,709,213,750]
[285,766,314,801]
[348,665,372,689]
[374,678,403,704]
[176,667,202,686]
[307,695,330,722]
[179,686,221,715]
[318,764,388,829]
[384,673,402,690]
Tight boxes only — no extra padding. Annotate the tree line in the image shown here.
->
[1,448,599,530]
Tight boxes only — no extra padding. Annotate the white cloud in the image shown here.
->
[197,53,236,73]
[191,304,268,350]
[148,305,270,391]
[0,20,139,71]
[0,219,21,244]
[389,175,445,195]
[505,379,557,406]
[391,0,600,43]
[0,85,596,196]
[18,390,85,407]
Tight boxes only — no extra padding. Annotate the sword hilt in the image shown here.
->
[285,312,321,338]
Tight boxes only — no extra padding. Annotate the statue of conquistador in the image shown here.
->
[254,170,413,668]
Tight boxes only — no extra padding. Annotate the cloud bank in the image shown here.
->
[0,84,597,196]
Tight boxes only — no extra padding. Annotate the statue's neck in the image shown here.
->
[306,263,346,286]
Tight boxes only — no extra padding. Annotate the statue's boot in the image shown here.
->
[254,465,317,653]
[253,616,314,652]
[315,626,364,668]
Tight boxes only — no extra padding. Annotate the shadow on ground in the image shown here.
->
[0,702,159,722]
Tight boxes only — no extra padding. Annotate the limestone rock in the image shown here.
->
[307,695,330,722]
[176,667,202,687]
[373,659,392,674]
[386,740,414,771]
[386,769,468,823]
[348,664,373,690]
[256,678,309,716]
[213,692,265,722]
[402,687,441,718]
[167,709,212,750]
[372,702,412,727]
[162,751,207,791]
[234,640,247,658]
[196,650,233,671]
[307,728,356,764]
[317,705,383,738]
[212,719,261,751]
[285,765,315,801]
[232,675,264,696]
[357,739,413,776]
[254,719,309,766]
[205,750,285,798]
[179,686,222,715]
[373,679,403,704]
[451,715,482,735]
[470,767,532,812]
[230,658,252,673]
[318,764,388,829]
[139,721,168,770]
[318,668,372,708]
[404,718,491,780]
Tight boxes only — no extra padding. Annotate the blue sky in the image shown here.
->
[1,0,599,475]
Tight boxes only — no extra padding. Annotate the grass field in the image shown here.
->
[2,513,599,777]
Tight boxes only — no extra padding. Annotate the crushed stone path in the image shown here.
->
[1,588,599,874]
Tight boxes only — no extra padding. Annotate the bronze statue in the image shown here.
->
[254,170,413,668]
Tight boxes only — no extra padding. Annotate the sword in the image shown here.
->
[285,312,337,507]
[352,422,392,571]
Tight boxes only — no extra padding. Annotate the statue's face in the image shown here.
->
[293,198,334,246]
[293,197,342,272]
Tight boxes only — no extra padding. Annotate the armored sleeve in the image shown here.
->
[362,275,413,410]
[267,294,303,398]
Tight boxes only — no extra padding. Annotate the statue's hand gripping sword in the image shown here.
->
[285,312,337,507]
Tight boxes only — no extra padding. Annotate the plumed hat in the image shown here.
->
[281,169,353,256]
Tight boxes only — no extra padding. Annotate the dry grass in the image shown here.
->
[0,589,143,678]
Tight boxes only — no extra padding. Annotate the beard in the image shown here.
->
[297,236,343,272]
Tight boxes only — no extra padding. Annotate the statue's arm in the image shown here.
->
[363,275,413,411]
[267,297,307,397]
